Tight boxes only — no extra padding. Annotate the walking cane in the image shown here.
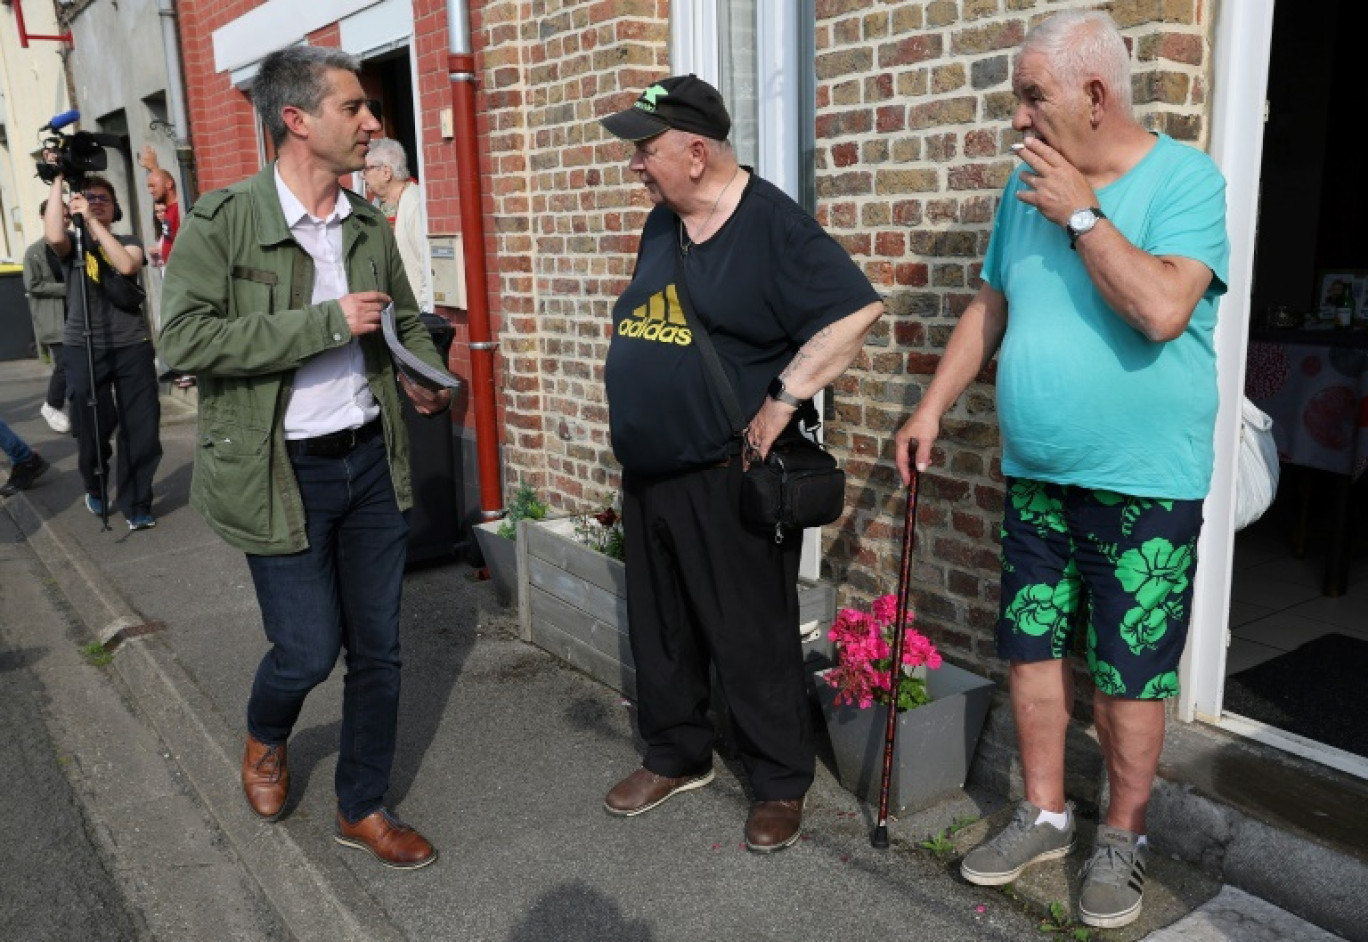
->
[871,468,919,849]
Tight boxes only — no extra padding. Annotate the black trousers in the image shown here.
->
[64,341,162,516]
[622,459,813,801]
[44,343,68,410]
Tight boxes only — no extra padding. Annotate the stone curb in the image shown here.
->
[3,490,404,942]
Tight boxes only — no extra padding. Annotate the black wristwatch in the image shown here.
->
[767,377,807,409]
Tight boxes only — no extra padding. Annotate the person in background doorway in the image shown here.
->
[893,11,1229,929]
[23,199,70,434]
[139,146,181,265]
[363,138,433,314]
[139,146,194,388]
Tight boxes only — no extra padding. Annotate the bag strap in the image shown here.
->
[672,234,747,435]
[672,222,820,436]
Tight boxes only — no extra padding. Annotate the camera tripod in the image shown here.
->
[70,211,111,531]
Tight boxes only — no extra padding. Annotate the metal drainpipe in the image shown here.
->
[156,0,198,209]
[446,0,504,520]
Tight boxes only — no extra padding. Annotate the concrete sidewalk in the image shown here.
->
[0,357,1345,941]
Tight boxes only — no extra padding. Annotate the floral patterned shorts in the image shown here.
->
[996,477,1204,700]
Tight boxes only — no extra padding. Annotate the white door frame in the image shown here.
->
[1178,0,1277,724]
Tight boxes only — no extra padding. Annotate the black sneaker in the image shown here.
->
[1,454,50,497]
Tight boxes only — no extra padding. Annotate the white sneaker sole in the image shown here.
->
[1079,896,1142,929]
[960,841,1074,886]
[604,769,715,817]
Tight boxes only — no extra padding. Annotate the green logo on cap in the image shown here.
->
[635,83,668,113]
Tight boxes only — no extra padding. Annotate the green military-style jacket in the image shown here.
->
[158,165,446,555]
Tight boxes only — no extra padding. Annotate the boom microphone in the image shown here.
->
[41,109,81,133]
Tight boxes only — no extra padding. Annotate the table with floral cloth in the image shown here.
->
[1245,335,1368,594]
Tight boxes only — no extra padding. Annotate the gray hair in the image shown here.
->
[1019,10,1132,116]
[367,138,410,181]
[254,45,361,149]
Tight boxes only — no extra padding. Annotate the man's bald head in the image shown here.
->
[147,169,177,202]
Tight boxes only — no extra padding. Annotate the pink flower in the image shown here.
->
[823,594,940,712]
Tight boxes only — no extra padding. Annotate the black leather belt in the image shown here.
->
[285,419,382,459]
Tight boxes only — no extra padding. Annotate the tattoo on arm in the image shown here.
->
[781,325,833,380]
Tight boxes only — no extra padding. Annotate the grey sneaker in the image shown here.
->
[1078,825,1147,929]
[960,800,1075,886]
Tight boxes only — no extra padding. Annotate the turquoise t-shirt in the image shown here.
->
[982,134,1230,499]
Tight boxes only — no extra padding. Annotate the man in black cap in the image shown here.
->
[599,74,883,852]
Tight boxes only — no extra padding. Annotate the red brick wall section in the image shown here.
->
[812,0,1215,674]
[470,0,671,508]
[176,0,269,193]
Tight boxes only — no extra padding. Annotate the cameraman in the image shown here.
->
[44,168,163,530]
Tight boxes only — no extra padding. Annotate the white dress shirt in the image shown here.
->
[274,166,380,439]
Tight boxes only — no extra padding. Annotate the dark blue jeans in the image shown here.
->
[0,419,34,465]
[245,433,409,822]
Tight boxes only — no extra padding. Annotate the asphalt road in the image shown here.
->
[0,508,142,940]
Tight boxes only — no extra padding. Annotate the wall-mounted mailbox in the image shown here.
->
[430,234,466,310]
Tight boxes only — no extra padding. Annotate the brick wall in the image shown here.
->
[488,0,671,507]
[176,0,267,192]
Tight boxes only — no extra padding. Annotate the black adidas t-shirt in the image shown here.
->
[605,173,880,475]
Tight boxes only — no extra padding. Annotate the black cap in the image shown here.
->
[600,74,731,142]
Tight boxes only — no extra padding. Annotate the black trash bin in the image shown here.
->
[0,267,38,361]
[402,312,461,568]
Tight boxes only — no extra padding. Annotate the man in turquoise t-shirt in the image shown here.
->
[894,10,1229,931]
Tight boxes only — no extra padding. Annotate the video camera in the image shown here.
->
[35,110,121,189]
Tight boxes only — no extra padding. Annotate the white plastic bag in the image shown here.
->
[1235,397,1279,530]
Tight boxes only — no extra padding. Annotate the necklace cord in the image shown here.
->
[679,165,742,254]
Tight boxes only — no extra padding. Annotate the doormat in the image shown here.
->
[1224,633,1368,757]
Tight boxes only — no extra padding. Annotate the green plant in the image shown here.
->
[949,813,979,834]
[917,831,956,857]
[573,496,625,561]
[1038,900,1090,939]
[917,815,977,857]
[80,641,113,667]
[496,482,549,539]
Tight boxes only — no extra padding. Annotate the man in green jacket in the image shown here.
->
[159,45,449,870]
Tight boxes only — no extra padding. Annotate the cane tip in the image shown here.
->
[871,826,890,849]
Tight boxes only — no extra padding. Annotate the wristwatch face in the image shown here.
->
[767,377,803,407]
[1068,208,1099,233]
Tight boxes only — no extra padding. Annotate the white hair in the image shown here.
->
[367,137,411,181]
[1019,10,1133,116]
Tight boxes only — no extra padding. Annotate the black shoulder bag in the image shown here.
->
[672,236,845,543]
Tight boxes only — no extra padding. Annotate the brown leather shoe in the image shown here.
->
[241,735,289,820]
[745,798,804,853]
[335,808,437,870]
[604,766,715,816]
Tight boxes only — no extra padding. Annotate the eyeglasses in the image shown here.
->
[362,164,384,173]
[81,192,113,204]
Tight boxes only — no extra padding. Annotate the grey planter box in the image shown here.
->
[518,518,635,696]
[816,662,997,813]
[518,518,838,701]
[473,520,518,608]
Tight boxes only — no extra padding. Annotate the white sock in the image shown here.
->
[1034,807,1070,830]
